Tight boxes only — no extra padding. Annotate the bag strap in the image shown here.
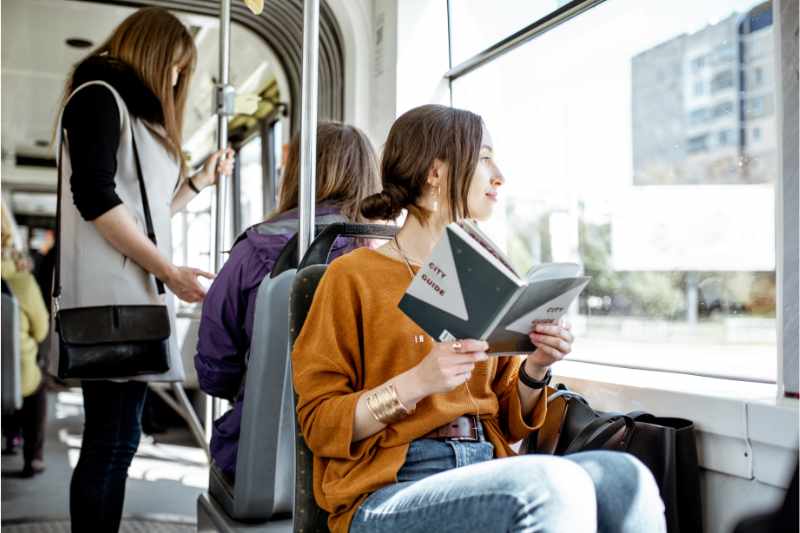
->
[54,126,165,307]
[564,414,635,454]
[547,388,590,406]
[130,135,165,294]
[627,410,655,422]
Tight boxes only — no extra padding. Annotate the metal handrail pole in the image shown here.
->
[172,383,212,460]
[207,0,234,441]
[298,0,320,259]
[149,383,211,461]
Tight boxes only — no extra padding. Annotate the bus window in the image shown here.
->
[450,0,777,382]
[239,136,264,229]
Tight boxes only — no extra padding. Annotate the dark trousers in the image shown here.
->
[2,382,47,466]
[70,380,148,533]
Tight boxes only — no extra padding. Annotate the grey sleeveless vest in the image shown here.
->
[55,81,184,382]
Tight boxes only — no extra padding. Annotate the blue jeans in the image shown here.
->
[70,380,148,533]
[350,427,666,533]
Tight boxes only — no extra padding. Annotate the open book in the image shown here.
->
[398,221,590,355]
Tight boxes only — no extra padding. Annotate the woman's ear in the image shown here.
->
[427,158,447,188]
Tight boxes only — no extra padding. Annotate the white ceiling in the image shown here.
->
[1,0,277,172]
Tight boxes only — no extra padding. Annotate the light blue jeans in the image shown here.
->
[350,426,666,533]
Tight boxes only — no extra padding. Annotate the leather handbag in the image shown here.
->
[54,128,170,379]
[524,384,703,533]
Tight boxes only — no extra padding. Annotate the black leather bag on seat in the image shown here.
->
[524,384,702,533]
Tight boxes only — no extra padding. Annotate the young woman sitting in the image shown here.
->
[292,105,667,533]
[195,121,380,481]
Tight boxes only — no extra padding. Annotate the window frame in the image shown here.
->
[445,0,799,394]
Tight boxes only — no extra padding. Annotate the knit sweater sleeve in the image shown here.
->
[492,355,548,443]
[292,259,373,460]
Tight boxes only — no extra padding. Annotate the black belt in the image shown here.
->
[422,415,480,442]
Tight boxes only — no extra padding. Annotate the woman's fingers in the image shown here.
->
[533,323,573,344]
[530,332,571,354]
[455,339,489,353]
[192,268,215,280]
[535,344,565,362]
[215,148,235,175]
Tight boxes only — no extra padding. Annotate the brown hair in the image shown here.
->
[360,104,483,223]
[62,8,196,172]
[270,121,380,222]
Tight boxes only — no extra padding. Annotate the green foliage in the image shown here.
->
[578,217,685,319]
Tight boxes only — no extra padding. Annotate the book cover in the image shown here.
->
[398,222,591,354]
[398,225,521,343]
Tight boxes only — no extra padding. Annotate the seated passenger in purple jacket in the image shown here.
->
[195,122,380,480]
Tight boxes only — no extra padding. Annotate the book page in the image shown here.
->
[485,276,590,354]
[454,221,521,281]
[504,278,590,334]
[525,262,582,283]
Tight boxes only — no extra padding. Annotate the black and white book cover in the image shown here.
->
[398,222,590,354]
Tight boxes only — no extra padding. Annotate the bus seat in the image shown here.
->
[207,268,298,522]
[199,224,395,532]
[289,264,331,533]
[285,225,397,533]
[2,292,23,414]
[197,492,292,533]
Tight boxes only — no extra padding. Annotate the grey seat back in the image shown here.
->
[208,268,297,521]
[2,292,22,414]
[203,224,395,529]
[289,265,331,533]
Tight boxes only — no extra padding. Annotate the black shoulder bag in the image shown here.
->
[524,384,703,533]
[54,129,171,379]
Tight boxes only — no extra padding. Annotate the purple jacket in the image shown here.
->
[194,205,353,479]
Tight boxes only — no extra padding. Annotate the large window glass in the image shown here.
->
[448,0,570,66]
[451,0,777,382]
[239,136,265,229]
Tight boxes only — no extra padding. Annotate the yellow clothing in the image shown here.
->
[292,248,548,533]
[2,259,48,396]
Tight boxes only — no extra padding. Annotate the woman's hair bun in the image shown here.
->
[360,184,406,221]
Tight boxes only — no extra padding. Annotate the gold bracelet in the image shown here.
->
[365,384,412,425]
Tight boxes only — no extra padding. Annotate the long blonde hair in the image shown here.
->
[61,7,196,171]
[271,122,380,222]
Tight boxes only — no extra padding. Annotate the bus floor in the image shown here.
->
[2,387,207,532]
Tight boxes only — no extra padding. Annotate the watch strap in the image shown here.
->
[519,365,552,390]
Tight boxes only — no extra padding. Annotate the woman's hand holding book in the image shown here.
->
[524,319,573,375]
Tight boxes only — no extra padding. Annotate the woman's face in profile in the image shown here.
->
[466,128,505,222]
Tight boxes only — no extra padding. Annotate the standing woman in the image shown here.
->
[55,8,232,532]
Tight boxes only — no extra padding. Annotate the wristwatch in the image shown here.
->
[519,365,552,390]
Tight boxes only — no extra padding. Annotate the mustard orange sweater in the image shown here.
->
[292,248,548,533]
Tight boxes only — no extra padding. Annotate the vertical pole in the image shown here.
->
[298,0,320,260]
[215,0,232,271]
[207,0,234,441]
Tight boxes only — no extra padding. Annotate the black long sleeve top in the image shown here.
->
[62,85,123,221]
